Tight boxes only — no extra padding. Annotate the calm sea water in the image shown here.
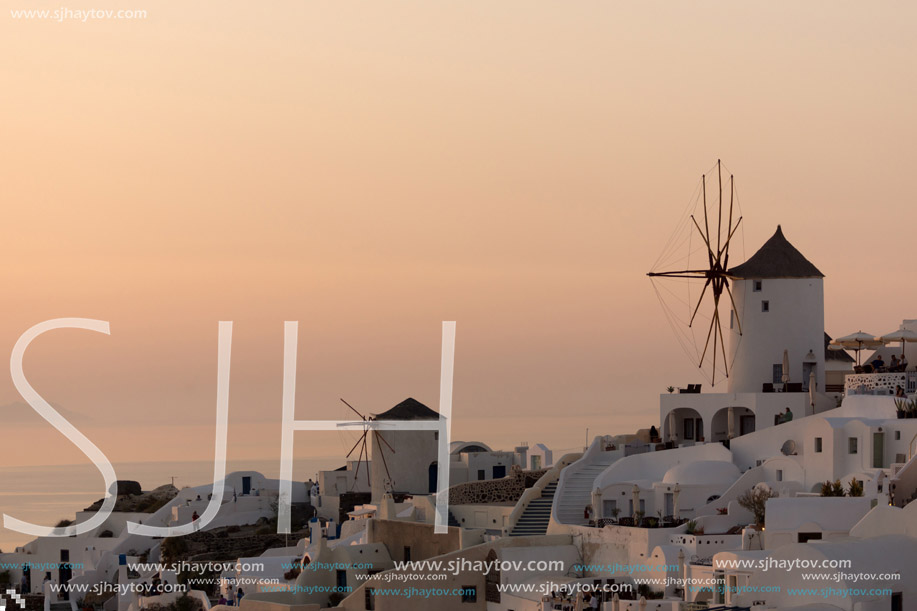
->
[0,458,341,551]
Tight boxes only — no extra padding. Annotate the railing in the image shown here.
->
[845,371,917,395]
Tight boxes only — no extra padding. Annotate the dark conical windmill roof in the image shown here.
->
[728,225,824,279]
[373,397,439,421]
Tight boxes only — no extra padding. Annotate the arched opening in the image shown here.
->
[484,549,500,603]
[428,462,438,493]
[663,408,704,443]
[711,406,756,442]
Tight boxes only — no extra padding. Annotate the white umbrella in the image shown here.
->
[673,484,681,521]
[831,331,885,365]
[782,350,790,385]
[877,329,917,369]
[592,488,604,521]
[809,371,816,415]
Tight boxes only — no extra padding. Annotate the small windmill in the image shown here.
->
[648,160,744,385]
[340,399,395,492]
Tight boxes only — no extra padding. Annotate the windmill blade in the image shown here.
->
[711,306,719,384]
[373,429,396,454]
[340,398,366,421]
[699,308,717,371]
[690,215,716,266]
[362,434,371,487]
[715,307,729,378]
[719,216,743,260]
[724,281,743,336]
[373,430,394,485]
[702,175,713,268]
[688,278,712,328]
[717,160,723,257]
[351,430,366,488]
[647,161,746,389]
[345,432,366,459]
[725,173,735,258]
[647,268,711,277]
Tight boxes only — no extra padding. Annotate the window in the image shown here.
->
[603,499,617,517]
[761,300,770,312]
[849,437,858,454]
[753,280,762,292]
[683,418,695,441]
[461,586,477,603]
[798,532,822,543]
[365,588,375,610]
[776,470,783,482]
[403,546,411,562]
[434,432,439,441]
[814,437,822,453]
[896,431,901,441]
[477,469,485,480]
[892,592,903,611]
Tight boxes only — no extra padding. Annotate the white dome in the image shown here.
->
[662,461,741,486]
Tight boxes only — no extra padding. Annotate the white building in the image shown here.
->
[660,226,838,446]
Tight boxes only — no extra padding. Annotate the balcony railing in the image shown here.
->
[845,371,917,395]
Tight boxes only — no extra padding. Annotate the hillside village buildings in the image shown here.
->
[3,225,917,611]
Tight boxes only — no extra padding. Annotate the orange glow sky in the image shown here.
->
[1,1,916,472]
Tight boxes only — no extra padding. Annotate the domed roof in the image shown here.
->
[728,225,823,279]
[662,460,741,486]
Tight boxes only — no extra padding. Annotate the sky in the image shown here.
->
[1,1,916,479]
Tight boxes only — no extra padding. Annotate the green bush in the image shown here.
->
[847,478,864,497]
[737,484,778,527]
[820,479,845,497]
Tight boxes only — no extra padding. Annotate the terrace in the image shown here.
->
[845,371,917,396]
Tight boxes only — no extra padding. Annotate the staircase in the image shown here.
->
[554,452,618,525]
[509,482,557,536]
[448,510,460,528]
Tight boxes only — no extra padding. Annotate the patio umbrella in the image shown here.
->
[809,371,816,415]
[673,484,681,521]
[877,329,917,367]
[782,350,790,386]
[831,331,885,365]
[592,488,603,521]
[632,484,641,518]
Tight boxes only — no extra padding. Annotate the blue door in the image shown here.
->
[493,465,506,479]
[242,476,251,495]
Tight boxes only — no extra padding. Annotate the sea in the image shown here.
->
[0,458,342,551]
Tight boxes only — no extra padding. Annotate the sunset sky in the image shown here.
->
[1,1,915,477]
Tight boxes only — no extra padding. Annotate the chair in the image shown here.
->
[762,383,775,393]
[787,382,803,392]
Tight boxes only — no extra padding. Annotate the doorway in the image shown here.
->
[428,462,438,493]
[873,432,885,468]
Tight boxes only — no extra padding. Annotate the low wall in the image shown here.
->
[449,468,547,505]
